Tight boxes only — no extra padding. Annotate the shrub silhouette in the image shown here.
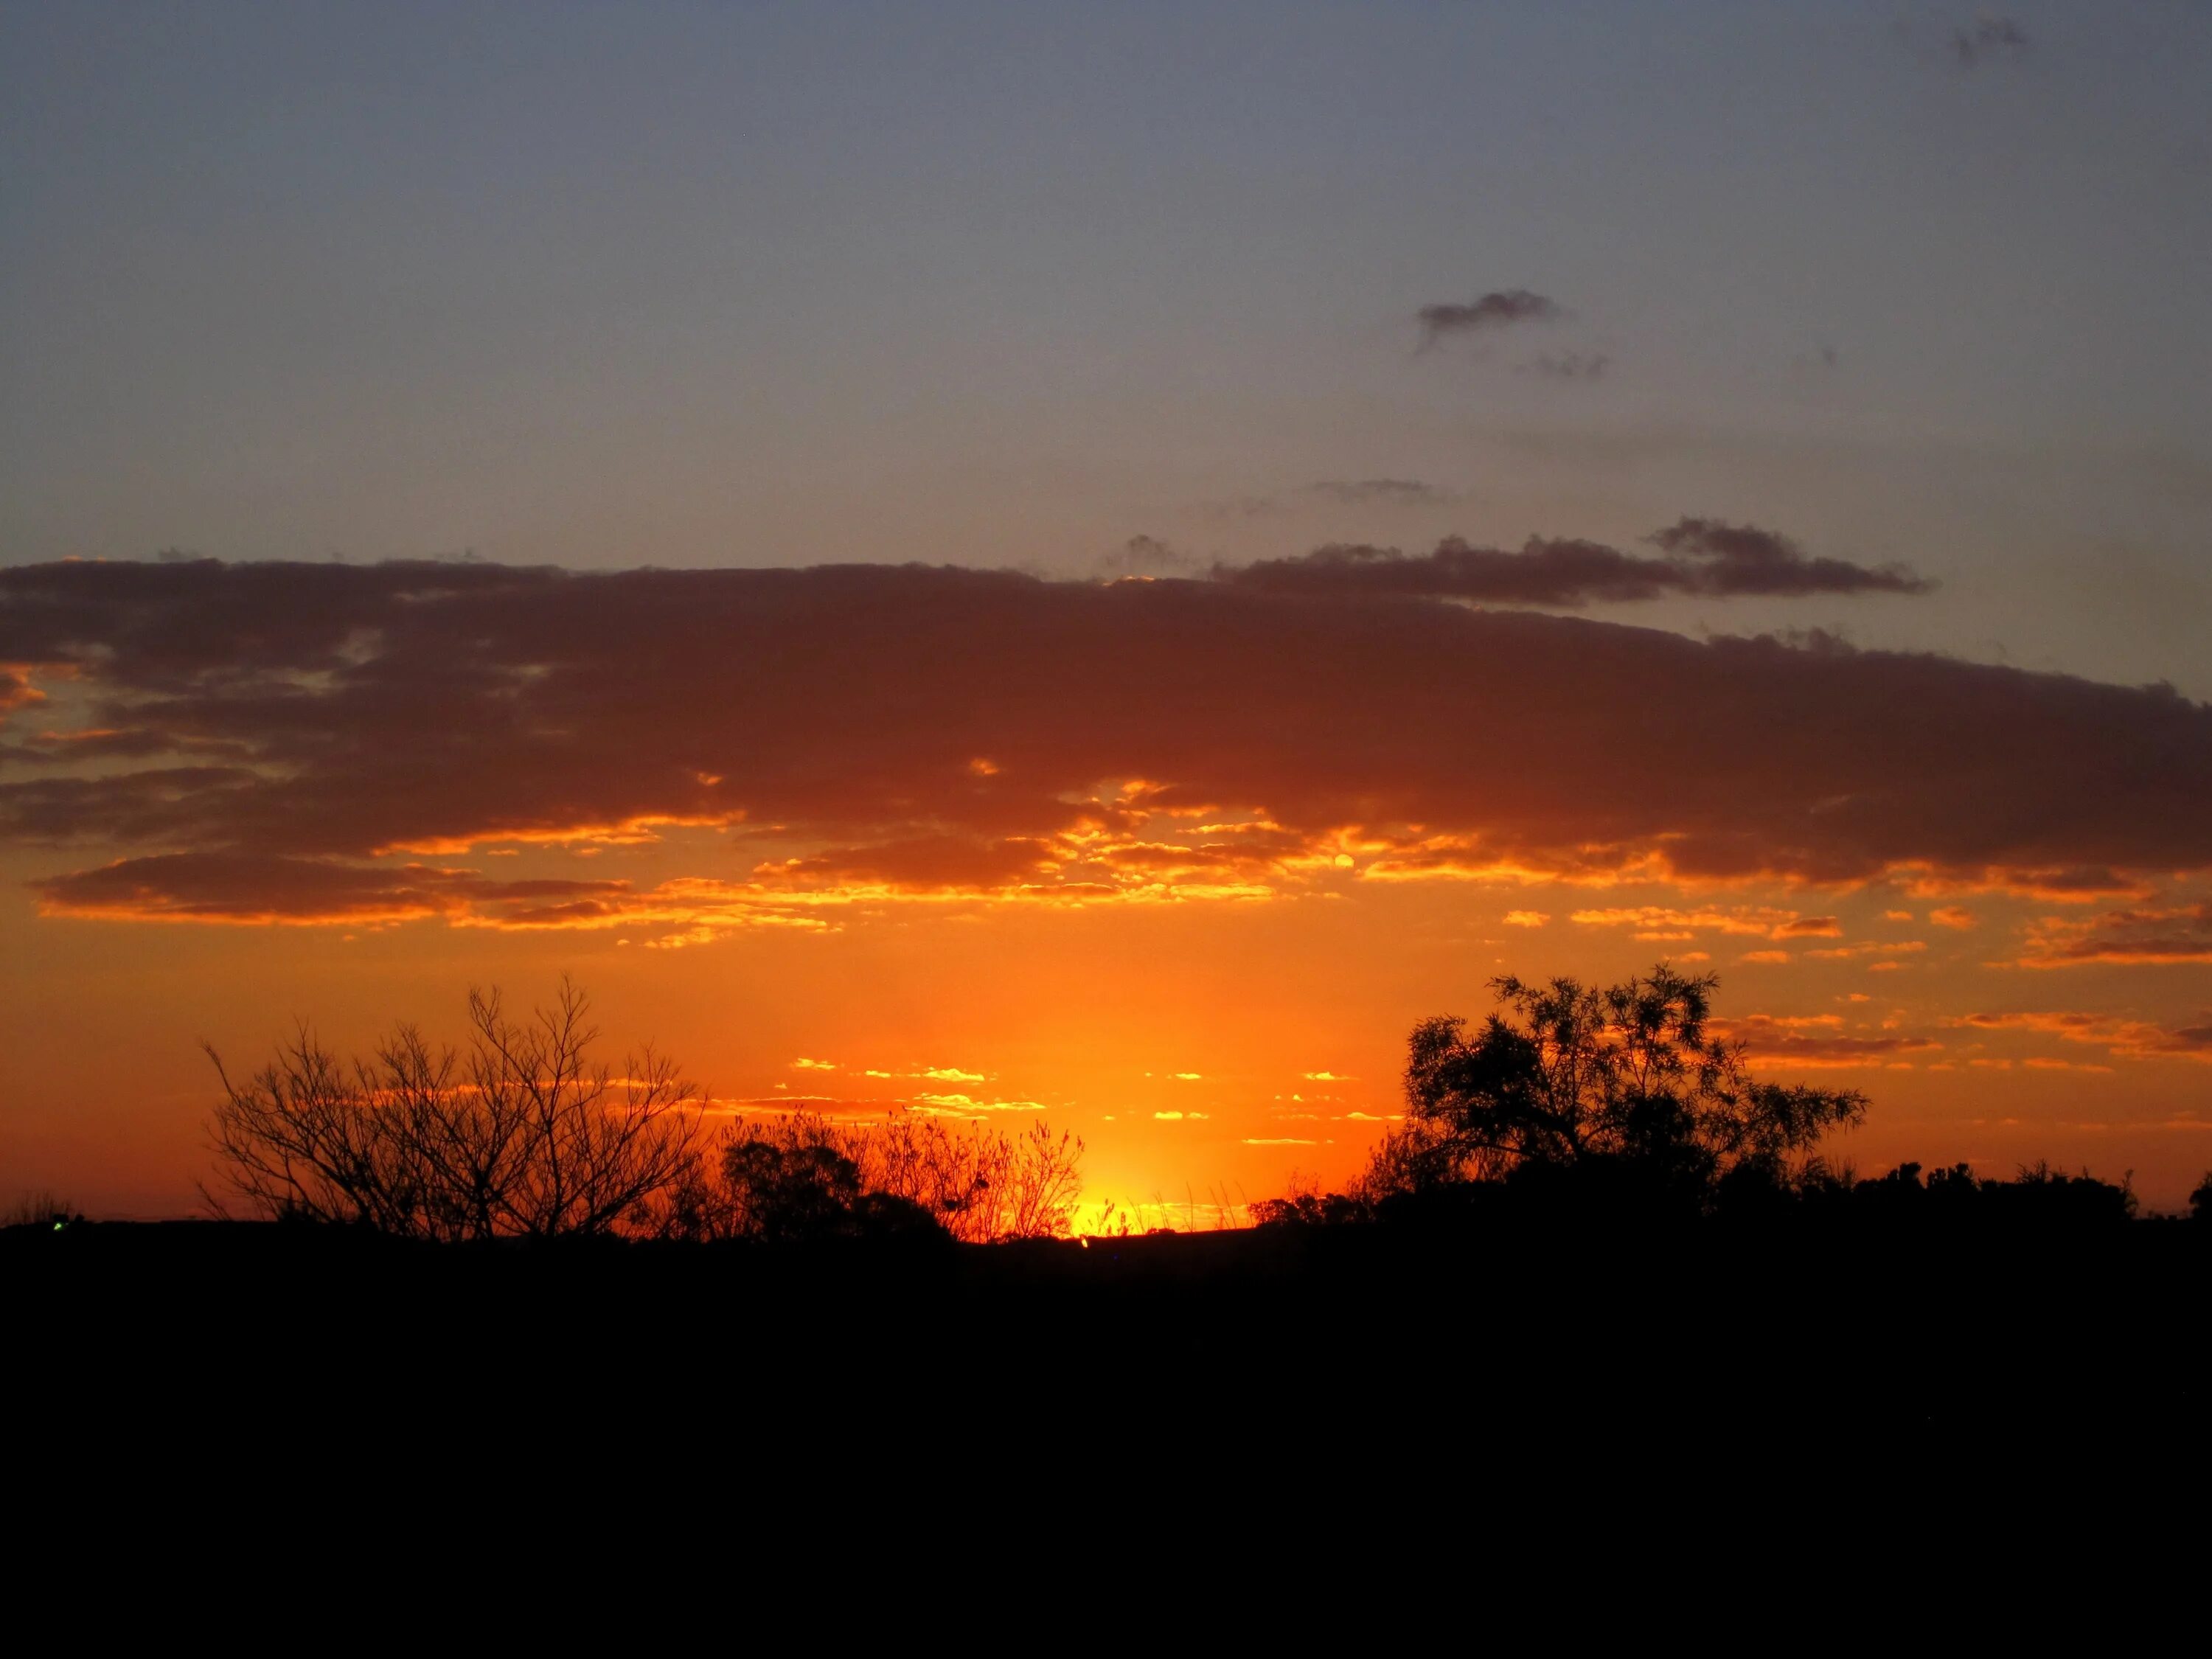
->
[667,1111,1085,1242]
[698,1139,941,1243]
[4,1190,82,1230]
[1789,1158,2137,1231]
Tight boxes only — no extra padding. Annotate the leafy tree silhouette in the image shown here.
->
[1340,964,1863,1213]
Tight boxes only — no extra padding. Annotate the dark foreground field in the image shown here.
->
[13,1213,2205,1451]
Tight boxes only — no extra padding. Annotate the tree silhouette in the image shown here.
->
[204,979,701,1238]
[1355,964,1865,1204]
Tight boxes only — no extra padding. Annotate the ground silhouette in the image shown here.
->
[9,967,2207,1440]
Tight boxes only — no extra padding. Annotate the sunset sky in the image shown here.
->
[4,2,2210,1217]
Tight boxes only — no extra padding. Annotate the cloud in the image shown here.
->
[1572,905,1837,941]
[29,851,633,927]
[757,835,1062,891]
[29,855,847,935]
[1929,905,1978,930]
[1952,15,2029,70]
[716,1090,1049,1119]
[1952,1009,2212,1064]
[1719,1015,1944,1069]
[2020,905,2212,967]
[910,1092,1044,1114]
[1803,940,1927,960]
[7,558,2212,934]
[1905,865,2154,902]
[1774,916,1843,938]
[1416,289,1562,350]
[1218,518,1930,606]
[0,666,45,717]
[1502,911,1549,928]
[1649,518,1935,597]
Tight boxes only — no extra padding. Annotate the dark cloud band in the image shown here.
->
[4,557,2209,927]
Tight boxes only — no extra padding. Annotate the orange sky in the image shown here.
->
[4,559,2208,1217]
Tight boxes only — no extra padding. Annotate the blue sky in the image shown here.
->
[4,1,2209,688]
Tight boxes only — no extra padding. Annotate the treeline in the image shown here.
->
[201,981,1081,1245]
[159,967,2212,1247]
[1253,1155,2185,1232]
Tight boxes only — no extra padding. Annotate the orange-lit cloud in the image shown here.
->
[1571,905,1839,940]
[29,851,635,927]
[1952,1010,2212,1063]
[9,560,2212,941]
[2017,904,2212,967]
[1717,1015,1944,1068]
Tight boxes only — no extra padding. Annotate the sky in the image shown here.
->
[4,1,2210,1217]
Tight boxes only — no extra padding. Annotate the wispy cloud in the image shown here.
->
[1218,518,1931,606]
[1573,905,1841,942]
[1953,1009,2212,1063]
[1416,288,1563,351]
[2018,904,2212,968]
[1719,1015,1944,1069]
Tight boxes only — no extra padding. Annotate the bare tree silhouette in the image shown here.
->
[204,979,701,1239]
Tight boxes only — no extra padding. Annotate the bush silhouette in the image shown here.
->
[666,1110,1084,1242]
